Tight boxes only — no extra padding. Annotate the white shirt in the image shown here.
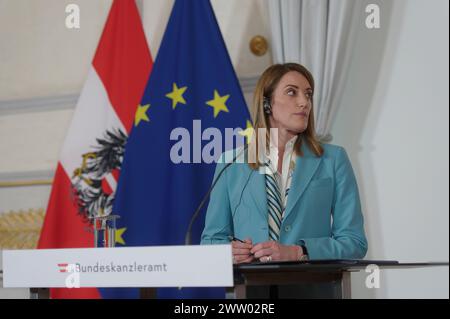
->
[263,136,297,214]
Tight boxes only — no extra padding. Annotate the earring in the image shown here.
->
[263,97,271,114]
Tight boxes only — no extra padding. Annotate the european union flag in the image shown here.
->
[111,0,251,298]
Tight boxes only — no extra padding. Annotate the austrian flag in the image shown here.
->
[38,0,153,299]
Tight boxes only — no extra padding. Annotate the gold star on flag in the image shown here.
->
[238,120,254,144]
[206,90,230,118]
[166,83,187,109]
[115,227,127,245]
[134,104,150,127]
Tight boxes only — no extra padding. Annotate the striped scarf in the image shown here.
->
[264,161,294,241]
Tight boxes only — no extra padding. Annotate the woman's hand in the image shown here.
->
[250,241,300,262]
[231,238,255,264]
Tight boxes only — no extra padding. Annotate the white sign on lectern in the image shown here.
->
[2,245,233,288]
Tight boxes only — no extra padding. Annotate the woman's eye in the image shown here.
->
[286,89,296,96]
[306,92,313,99]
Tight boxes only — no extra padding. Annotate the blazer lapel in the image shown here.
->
[247,168,268,219]
[284,143,322,220]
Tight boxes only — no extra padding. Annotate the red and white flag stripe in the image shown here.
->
[38,0,152,299]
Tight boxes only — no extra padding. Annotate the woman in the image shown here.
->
[201,63,367,263]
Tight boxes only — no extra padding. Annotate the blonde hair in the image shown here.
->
[248,63,323,170]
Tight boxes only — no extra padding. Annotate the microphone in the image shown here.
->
[184,144,248,245]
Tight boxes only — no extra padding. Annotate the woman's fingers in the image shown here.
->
[252,247,272,259]
[231,240,252,250]
[233,247,253,255]
[259,255,273,262]
[232,237,255,264]
[250,241,274,255]
[234,254,254,264]
[241,255,255,264]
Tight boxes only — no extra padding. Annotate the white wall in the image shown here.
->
[332,0,449,298]
[0,0,112,100]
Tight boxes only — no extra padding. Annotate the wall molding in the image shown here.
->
[0,76,258,116]
[0,170,54,188]
[0,94,78,116]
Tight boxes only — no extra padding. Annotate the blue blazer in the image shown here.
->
[201,142,368,260]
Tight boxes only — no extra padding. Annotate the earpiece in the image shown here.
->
[263,96,271,114]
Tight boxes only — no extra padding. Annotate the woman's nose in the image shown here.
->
[296,92,309,107]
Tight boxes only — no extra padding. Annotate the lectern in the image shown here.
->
[1,247,448,299]
[228,260,449,299]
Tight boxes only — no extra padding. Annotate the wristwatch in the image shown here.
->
[298,245,309,261]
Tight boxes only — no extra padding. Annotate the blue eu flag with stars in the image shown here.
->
[111,0,251,298]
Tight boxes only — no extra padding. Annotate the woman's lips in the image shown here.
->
[293,112,308,117]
